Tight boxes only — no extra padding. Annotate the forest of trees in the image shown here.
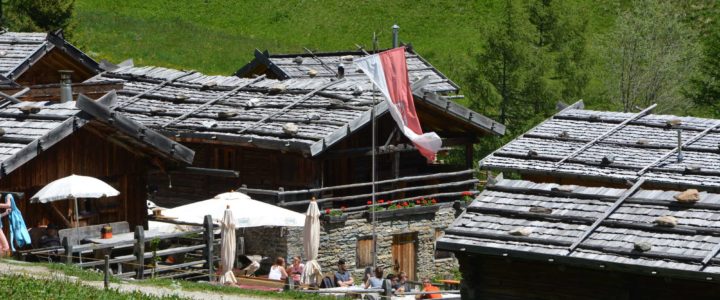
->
[467,0,720,157]
[2,0,720,162]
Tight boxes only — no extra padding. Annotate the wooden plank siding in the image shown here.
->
[150,143,319,208]
[0,126,150,232]
[458,254,720,300]
[15,48,98,86]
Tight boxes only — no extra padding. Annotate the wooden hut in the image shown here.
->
[82,47,504,279]
[0,91,193,233]
[438,101,720,299]
[0,31,101,86]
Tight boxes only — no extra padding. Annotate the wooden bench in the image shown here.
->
[236,276,285,290]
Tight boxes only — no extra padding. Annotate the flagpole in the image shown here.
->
[371,31,378,270]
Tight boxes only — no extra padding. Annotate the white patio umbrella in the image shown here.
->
[301,199,321,286]
[31,174,120,227]
[219,205,237,285]
[149,192,304,232]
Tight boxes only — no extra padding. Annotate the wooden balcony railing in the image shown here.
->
[238,169,480,209]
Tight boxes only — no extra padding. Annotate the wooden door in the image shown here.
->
[392,232,417,280]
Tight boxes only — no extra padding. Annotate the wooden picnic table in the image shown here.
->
[84,230,166,245]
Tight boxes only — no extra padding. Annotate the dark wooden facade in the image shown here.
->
[1,126,150,228]
[457,254,720,300]
[0,93,193,244]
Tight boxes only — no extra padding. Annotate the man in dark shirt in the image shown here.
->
[334,258,354,287]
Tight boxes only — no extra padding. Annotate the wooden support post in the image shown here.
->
[203,215,214,281]
[134,226,145,280]
[278,187,285,205]
[285,276,292,291]
[62,237,73,265]
[103,254,110,289]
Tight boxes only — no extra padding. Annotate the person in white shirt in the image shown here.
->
[268,256,288,281]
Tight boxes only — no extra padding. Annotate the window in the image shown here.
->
[356,237,374,268]
[434,229,453,260]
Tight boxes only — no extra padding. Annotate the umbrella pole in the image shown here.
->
[371,32,378,269]
[73,197,80,228]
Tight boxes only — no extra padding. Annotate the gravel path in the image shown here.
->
[0,260,273,300]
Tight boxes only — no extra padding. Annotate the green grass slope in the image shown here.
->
[74,0,618,94]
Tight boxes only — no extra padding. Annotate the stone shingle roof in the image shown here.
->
[438,178,720,281]
[89,65,503,156]
[480,101,720,191]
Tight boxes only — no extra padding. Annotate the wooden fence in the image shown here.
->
[238,169,479,208]
[25,215,218,281]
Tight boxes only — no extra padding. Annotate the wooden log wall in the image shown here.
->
[15,49,96,86]
[0,127,150,233]
[149,143,319,208]
[457,254,720,300]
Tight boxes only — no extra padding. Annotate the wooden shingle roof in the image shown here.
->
[235,48,460,94]
[480,101,720,191]
[88,65,503,156]
[0,92,193,178]
[438,178,720,282]
[0,31,101,82]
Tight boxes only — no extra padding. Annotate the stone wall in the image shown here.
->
[317,203,460,281]
[237,203,461,281]
[239,226,302,261]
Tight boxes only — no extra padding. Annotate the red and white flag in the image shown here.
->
[354,47,442,162]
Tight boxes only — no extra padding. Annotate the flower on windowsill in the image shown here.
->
[324,208,344,217]
[461,191,474,202]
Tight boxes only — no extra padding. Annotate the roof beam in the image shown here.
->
[236,78,345,135]
[637,121,720,176]
[160,75,266,128]
[553,104,657,168]
[76,93,194,165]
[303,47,338,76]
[113,70,196,110]
[479,100,583,166]
[566,178,646,255]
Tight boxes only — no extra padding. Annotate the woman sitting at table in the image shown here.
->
[286,256,304,286]
[268,256,288,281]
[364,266,385,289]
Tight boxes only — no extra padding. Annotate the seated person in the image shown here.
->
[286,256,304,287]
[417,278,442,299]
[39,224,61,248]
[268,257,288,281]
[334,258,354,287]
[364,266,384,289]
[396,271,412,292]
[387,273,399,290]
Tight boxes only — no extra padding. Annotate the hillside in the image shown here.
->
[73,0,618,100]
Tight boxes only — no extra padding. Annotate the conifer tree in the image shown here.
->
[3,0,75,37]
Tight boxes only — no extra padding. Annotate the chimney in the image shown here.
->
[392,24,400,48]
[677,128,683,162]
[59,70,73,102]
[337,63,345,79]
